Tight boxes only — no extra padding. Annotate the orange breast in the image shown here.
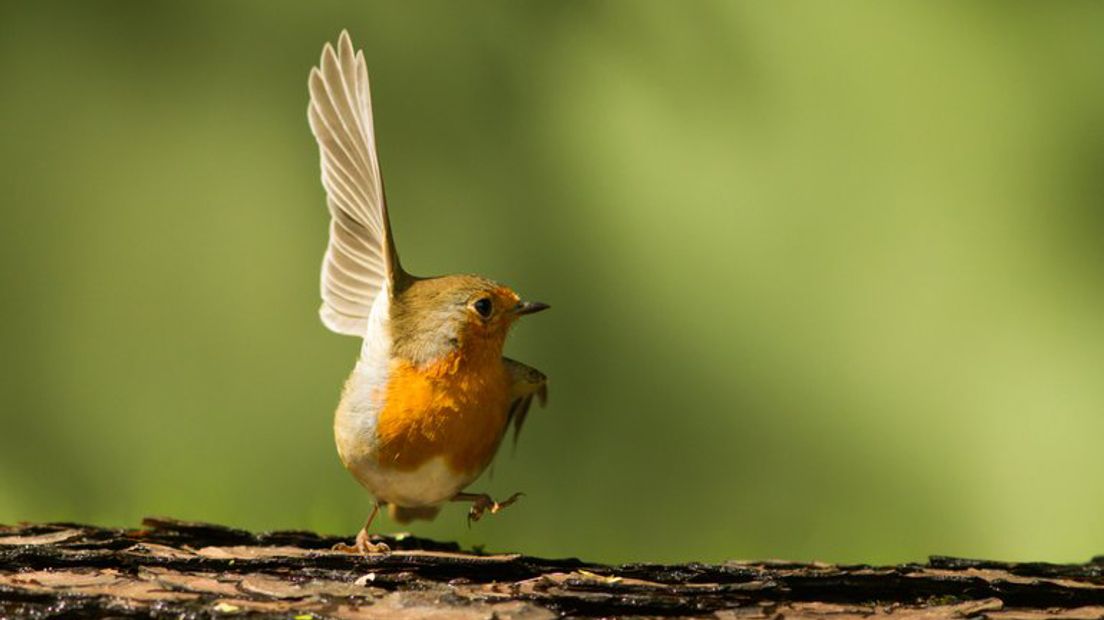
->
[374,347,510,475]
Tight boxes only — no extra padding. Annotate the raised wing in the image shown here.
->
[308,30,404,337]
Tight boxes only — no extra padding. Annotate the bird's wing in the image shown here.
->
[308,30,404,337]
[503,358,549,449]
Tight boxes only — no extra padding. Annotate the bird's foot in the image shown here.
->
[456,491,524,526]
[332,526,390,556]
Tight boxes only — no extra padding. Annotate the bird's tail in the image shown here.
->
[388,504,441,524]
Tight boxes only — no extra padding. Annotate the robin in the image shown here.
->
[306,31,550,554]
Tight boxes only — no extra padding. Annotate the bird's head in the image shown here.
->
[390,274,549,366]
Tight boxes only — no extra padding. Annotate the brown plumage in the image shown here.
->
[307,31,550,555]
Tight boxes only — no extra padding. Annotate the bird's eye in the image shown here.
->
[472,297,493,319]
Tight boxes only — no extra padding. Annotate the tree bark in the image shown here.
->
[1,517,1102,618]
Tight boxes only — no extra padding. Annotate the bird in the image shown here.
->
[306,31,550,554]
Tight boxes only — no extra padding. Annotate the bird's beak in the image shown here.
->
[514,301,550,316]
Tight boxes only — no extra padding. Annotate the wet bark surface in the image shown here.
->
[2,517,1103,618]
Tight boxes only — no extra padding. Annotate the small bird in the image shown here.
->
[307,31,549,554]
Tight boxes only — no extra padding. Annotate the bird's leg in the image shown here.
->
[332,502,390,555]
[452,491,524,526]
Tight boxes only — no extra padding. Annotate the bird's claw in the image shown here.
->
[332,527,391,556]
[467,492,524,526]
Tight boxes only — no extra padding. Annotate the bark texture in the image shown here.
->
[1,517,1103,619]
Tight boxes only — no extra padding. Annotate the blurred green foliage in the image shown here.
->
[2,1,1104,564]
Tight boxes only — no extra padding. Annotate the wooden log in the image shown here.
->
[1,517,1103,618]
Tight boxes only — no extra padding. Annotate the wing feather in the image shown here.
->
[308,30,402,337]
[502,358,549,450]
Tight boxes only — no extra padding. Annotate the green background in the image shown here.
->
[2,2,1103,564]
